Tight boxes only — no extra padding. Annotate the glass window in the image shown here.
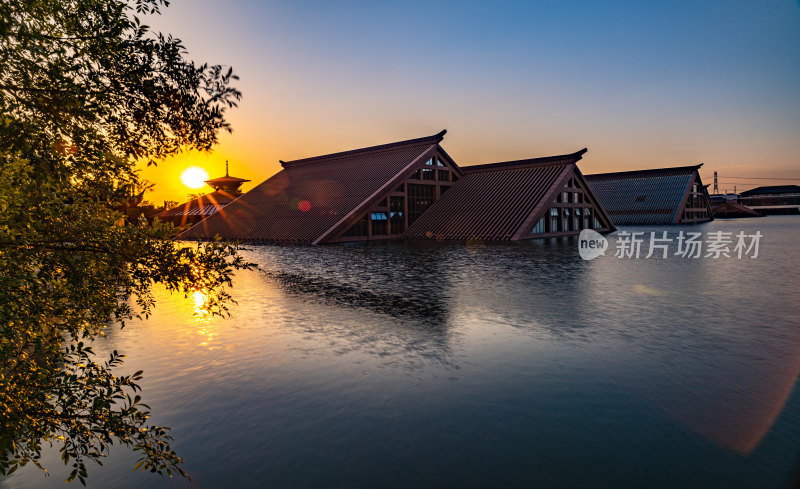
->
[437,169,449,182]
[371,212,388,235]
[409,169,420,180]
[594,216,601,229]
[436,158,445,167]
[390,211,404,234]
[425,158,433,166]
[531,216,545,235]
[563,208,570,232]
[407,183,435,225]
[390,195,404,211]
[563,191,570,203]
[422,168,435,181]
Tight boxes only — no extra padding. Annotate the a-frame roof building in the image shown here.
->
[180,131,615,244]
[584,165,713,225]
[405,150,614,240]
[180,131,462,244]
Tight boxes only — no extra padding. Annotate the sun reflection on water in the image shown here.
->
[192,289,215,346]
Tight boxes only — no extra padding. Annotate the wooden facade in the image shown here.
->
[328,151,462,243]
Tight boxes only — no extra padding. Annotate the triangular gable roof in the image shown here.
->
[584,165,702,225]
[404,149,606,240]
[180,131,449,243]
[712,201,762,218]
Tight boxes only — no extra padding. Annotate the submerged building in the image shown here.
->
[584,165,713,225]
[711,200,762,219]
[738,185,800,215]
[159,162,250,227]
[405,151,614,240]
[180,131,613,243]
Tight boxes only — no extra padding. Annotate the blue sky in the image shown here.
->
[142,0,800,201]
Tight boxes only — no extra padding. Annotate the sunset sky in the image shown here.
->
[140,0,800,204]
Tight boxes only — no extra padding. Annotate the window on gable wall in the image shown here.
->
[436,158,445,167]
[407,183,435,225]
[390,196,405,234]
[531,216,545,235]
[370,212,388,235]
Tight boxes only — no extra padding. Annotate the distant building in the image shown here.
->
[738,185,800,215]
[158,162,250,227]
[709,193,739,204]
[711,200,762,219]
[584,165,713,225]
[180,131,613,243]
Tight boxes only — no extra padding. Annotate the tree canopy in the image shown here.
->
[1,0,251,483]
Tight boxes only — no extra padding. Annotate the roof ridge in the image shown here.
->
[585,164,703,179]
[280,130,446,168]
[462,148,587,173]
[205,175,250,182]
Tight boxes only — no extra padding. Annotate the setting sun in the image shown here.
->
[180,166,210,189]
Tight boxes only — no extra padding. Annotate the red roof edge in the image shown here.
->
[463,148,588,174]
[435,146,464,176]
[585,163,703,180]
[280,130,447,168]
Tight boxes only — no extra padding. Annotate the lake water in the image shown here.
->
[4,216,800,489]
